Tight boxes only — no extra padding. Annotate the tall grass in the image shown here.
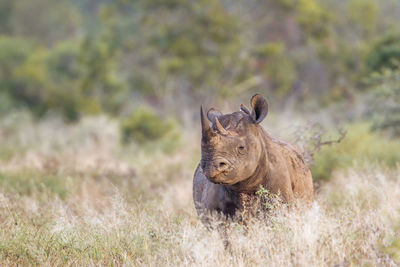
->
[0,113,399,266]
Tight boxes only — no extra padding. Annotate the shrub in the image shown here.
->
[0,37,84,121]
[365,68,400,137]
[366,31,400,72]
[0,37,32,113]
[121,107,180,152]
[347,0,377,36]
[311,122,400,181]
[43,41,85,121]
[0,37,125,122]
[255,42,297,96]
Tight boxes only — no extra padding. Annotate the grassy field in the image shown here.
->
[0,113,399,266]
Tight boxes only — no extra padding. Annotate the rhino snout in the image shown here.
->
[215,158,231,173]
[202,158,232,180]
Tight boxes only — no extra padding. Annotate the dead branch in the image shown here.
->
[291,123,347,166]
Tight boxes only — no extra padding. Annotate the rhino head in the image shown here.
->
[200,94,268,188]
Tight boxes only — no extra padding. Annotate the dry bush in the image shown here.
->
[290,122,346,166]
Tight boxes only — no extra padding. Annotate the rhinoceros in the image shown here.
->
[193,94,313,222]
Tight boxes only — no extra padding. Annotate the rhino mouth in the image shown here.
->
[206,173,236,186]
[213,180,232,185]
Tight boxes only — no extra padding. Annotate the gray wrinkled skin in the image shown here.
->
[193,94,314,223]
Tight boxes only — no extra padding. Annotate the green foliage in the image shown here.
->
[366,31,400,72]
[254,43,284,58]
[272,0,331,39]
[0,38,85,121]
[1,0,400,117]
[0,38,61,117]
[0,35,126,121]
[311,123,400,181]
[0,0,14,34]
[296,0,331,39]
[78,35,126,116]
[9,0,80,45]
[0,37,32,112]
[258,42,297,96]
[366,68,400,137]
[121,107,169,143]
[256,186,283,212]
[44,41,85,121]
[115,0,242,99]
[121,107,181,152]
[347,0,377,36]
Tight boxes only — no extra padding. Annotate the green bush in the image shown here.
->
[121,107,180,152]
[0,37,32,112]
[9,42,86,121]
[43,41,85,121]
[365,68,400,137]
[347,0,377,36]
[0,37,83,120]
[9,0,80,45]
[366,31,400,72]
[0,36,125,121]
[311,122,400,181]
[296,0,331,39]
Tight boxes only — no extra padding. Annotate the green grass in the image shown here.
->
[0,170,75,200]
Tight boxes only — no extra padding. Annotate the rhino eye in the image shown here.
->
[237,145,246,154]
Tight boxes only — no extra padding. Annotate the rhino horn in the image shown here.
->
[201,106,214,140]
[214,116,229,135]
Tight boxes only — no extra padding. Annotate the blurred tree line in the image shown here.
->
[1,0,400,142]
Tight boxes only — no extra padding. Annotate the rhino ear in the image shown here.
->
[207,108,222,123]
[250,94,268,124]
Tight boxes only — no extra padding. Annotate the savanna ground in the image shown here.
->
[1,110,400,266]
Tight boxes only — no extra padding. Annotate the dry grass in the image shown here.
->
[0,113,399,266]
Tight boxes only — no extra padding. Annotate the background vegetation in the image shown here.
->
[1,0,400,265]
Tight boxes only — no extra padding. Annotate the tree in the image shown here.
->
[366,31,400,73]
[367,68,400,137]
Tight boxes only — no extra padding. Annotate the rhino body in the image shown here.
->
[193,94,313,221]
